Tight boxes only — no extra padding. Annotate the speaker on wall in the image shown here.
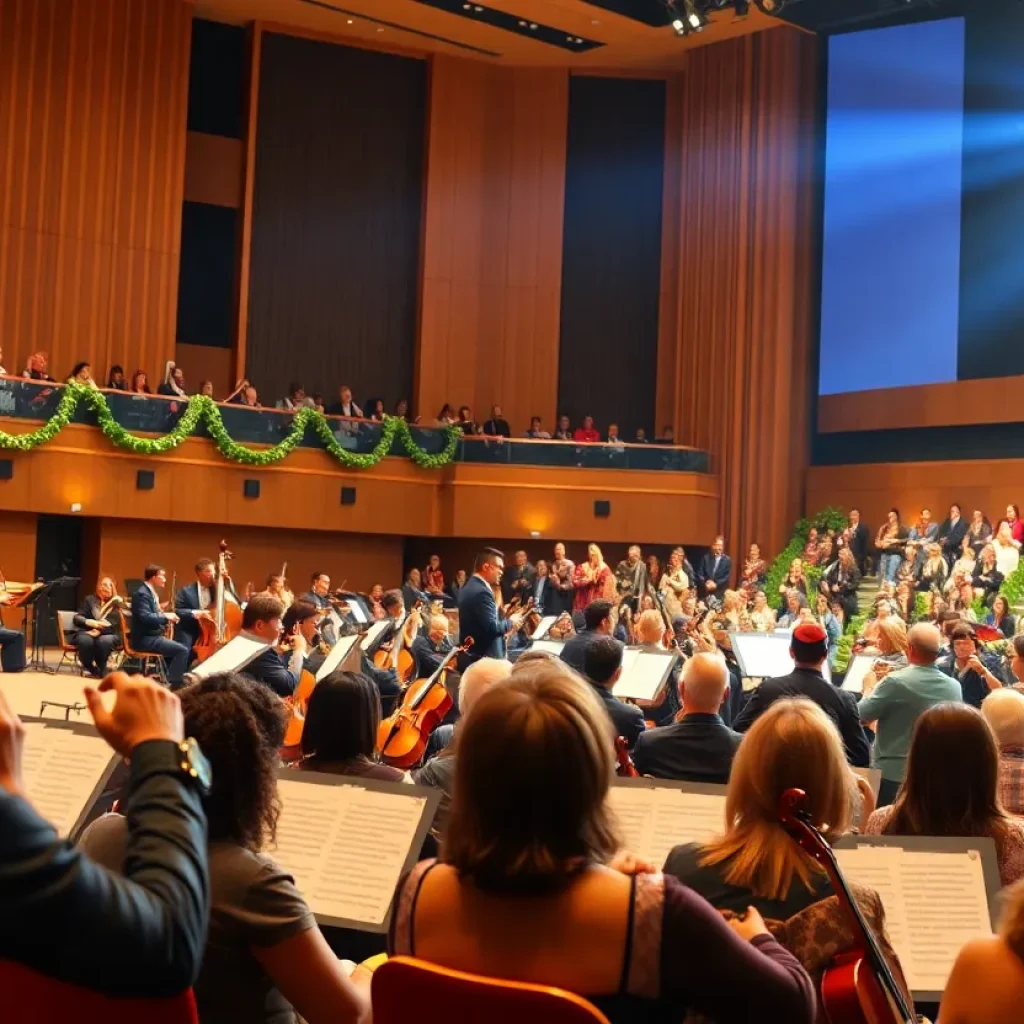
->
[0,459,12,480]
[594,500,611,518]
[243,479,260,499]
[340,486,357,506]
[136,469,155,490]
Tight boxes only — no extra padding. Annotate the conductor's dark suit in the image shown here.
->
[457,574,511,666]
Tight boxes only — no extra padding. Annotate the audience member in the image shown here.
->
[857,623,962,805]
[106,365,127,389]
[994,521,1021,578]
[864,702,1024,885]
[457,405,478,435]
[981,688,1024,816]
[696,535,732,602]
[655,425,675,444]
[436,403,455,425]
[938,623,1005,709]
[664,699,906,1006]
[23,351,54,381]
[988,594,1017,638]
[327,385,362,418]
[130,369,151,394]
[801,526,821,567]
[159,362,187,397]
[482,405,511,437]
[876,508,908,583]
[446,568,468,604]
[392,662,817,1023]
[777,589,807,629]
[918,542,948,592]
[572,543,612,610]
[974,544,1005,606]
[525,415,551,439]
[81,673,370,1023]
[659,549,689,619]
[939,503,969,565]
[734,622,870,767]
[573,415,600,442]
[750,590,777,632]
[633,652,740,783]
[967,509,994,556]
[278,383,309,411]
[1001,504,1024,547]
[366,398,385,421]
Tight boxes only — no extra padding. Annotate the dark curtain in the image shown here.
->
[247,33,426,411]
[557,76,665,439]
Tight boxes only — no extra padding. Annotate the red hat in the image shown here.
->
[793,622,827,645]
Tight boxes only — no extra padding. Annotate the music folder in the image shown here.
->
[531,615,559,641]
[612,647,678,702]
[730,631,832,682]
[833,834,1000,1001]
[359,619,392,653]
[315,633,362,682]
[19,717,119,840]
[272,769,440,932]
[189,634,269,680]
[841,653,877,694]
[607,777,727,868]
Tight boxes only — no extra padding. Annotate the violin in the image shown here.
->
[194,539,243,662]
[614,735,639,778]
[378,637,473,768]
[778,788,914,1024]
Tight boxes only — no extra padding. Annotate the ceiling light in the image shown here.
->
[518,19,526,25]
[474,5,483,10]
[688,10,701,26]
[346,17,353,23]
[529,22,537,29]
[376,26,384,31]
[575,36,583,42]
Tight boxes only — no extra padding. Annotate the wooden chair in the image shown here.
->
[117,608,168,685]
[372,956,611,1024]
[54,610,84,675]
[0,959,198,1024]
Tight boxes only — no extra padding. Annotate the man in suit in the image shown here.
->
[843,508,871,574]
[633,652,741,783]
[173,557,218,659]
[939,502,969,566]
[502,549,535,605]
[457,548,523,667]
[326,384,362,419]
[239,593,306,698]
[482,404,511,437]
[130,565,189,687]
[615,545,646,612]
[695,535,732,603]
[733,621,871,768]
[530,560,555,615]
[301,572,338,647]
[582,634,645,749]
[560,599,614,674]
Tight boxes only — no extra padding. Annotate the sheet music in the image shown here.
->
[835,845,993,993]
[613,649,675,701]
[273,777,428,926]
[842,654,876,695]
[528,639,565,656]
[315,634,362,682]
[531,615,558,640]
[191,634,269,679]
[731,633,798,679]
[346,601,368,625]
[607,783,726,867]
[359,619,392,652]
[20,723,116,837]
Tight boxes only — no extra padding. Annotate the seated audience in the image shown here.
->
[777,589,807,629]
[814,592,841,652]
[993,521,1021,578]
[895,543,919,588]
[552,414,572,440]
[1,674,208,995]
[946,545,977,593]
[581,633,645,749]
[391,661,817,1023]
[633,652,740,783]
[778,557,808,598]
[987,593,1017,638]
[820,547,860,620]
[235,384,260,407]
[801,526,821,567]
[720,589,751,632]
[938,623,1005,709]
[525,415,551,439]
[864,702,1024,886]
[974,544,1005,606]
[634,428,648,443]
[981,688,1024,816]
[327,385,362,418]
[413,657,511,837]
[967,509,994,556]
[23,351,55,381]
[81,673,370,1022]
[159,362,187,397]
[67,361,98,387]
[917,542,948,592]
[300,670,408,782]
[366,398,385,421]
[739,543,767,605]
[106,364,127,389]
[939,878,1024,1024]
[605,422,623,445]
[734,622,870,768]
[457,405,478,435]
[654,425,675,444]
[393,398,413,419]
[857,623,962,806]
[939,503,969,565]
[893,580,915,623]
[277,382,310,411]
[750,590,777,632]
[129,369,151,394]
[908,507,939,561]
[482,404,511,437]
[664,699,906,1009]
[1000,504,1024,547]
[436,403,455,425]
[573,415,600,442]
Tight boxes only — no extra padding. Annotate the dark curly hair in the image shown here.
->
[179,673,288,850]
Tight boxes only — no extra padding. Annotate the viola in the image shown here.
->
[280,668,317,761]
[378,637,472,768]
[614,736,639,778]
[778,788,914,1024]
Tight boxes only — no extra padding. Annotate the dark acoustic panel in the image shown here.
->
[578,0,673,26]
[187,19,246,139]
[176,202,237,348]
[558,76,666,439]
[247,34,426,412]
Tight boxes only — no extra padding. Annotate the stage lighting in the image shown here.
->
[672,16,686,33]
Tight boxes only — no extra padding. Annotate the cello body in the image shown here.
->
[820,953,906,1024]
[194,540,242,663]
[281,669,317,761]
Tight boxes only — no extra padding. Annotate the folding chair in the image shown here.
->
[117,608,169,685]
[54,610,85,675]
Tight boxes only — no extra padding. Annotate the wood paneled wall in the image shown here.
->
[0,0,191,381]
[658,28,819,560]
[417,57,568,433]
[0,510,37,630]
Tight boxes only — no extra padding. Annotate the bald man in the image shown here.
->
[410,613,453,679]
[858,622,963,806]
[632,652,741,783]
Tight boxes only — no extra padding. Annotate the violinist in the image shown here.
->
[367,583,387,621]
[71,575,121,677]
[411,615,453,678]
[301,573,338,646]
[239,594,306,698]
[281,600,325,675]
[174,557,238,660]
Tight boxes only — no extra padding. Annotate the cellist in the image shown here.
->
[410,614,453,678]
[174,557,240,662]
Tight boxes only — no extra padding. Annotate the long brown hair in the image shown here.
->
[443,659,618,894]
[700,698,856,900]
[885,703,1011,851]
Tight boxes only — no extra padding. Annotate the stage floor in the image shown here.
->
[0,662,110,721]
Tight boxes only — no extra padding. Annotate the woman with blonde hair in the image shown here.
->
[993,521,1021,579]
[778,558,808,598]
[721,589,751,631]
[390,661,816,1022]
[665,699,906,1014]
[918,541,948,593]
[659,548,689,619]
[749,590,776,632]
[572,543,612,611]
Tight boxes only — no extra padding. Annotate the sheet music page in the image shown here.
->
[20,723,115,836]
[532,615,558,640]
[835,846,992,992]
[842,655,876,695]
[191,634,269,679]
[359,620,392,652]
[730,634,797,679]
[613,650,674,701]
[608,785,726,867]
[316,634,361,682]
[273,778,428,926]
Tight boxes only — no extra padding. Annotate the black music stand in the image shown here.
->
[25,576,81,673]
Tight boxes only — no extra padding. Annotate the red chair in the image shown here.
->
[0,960,198,1024]
[372,955,610,1024]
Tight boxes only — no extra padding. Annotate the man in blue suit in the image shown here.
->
[457,548,523,668]
[130,565,189,687]
[695,535,732,603]
[173,557,216,659]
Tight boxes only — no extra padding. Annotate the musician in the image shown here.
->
[559,599,614,675]
[548,542,575,616]
[239,593,306,698]
[402,568,429,612]
[501,550,535,605]
[71,575,121,677]
[173,557,237,659]
[0,591,26,672]
[281,599,326,676]
[457,548,522,666]
[614,545,646,612]
[631,608,681,727]
[129,565,187,687]
[581,634,645,749]
[411,614,453,678]
[367,583,387,621]
[695,536,732,602]
[301,572,338,646]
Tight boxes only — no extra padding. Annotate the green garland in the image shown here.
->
[0,382,460,470]
[764,506,847,610]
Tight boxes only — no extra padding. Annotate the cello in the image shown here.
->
[194,540,243,662]
[374,599,422,683]
[778,788,915,1024]
[378,637,472,768]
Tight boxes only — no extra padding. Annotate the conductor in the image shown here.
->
[457,548,523,668]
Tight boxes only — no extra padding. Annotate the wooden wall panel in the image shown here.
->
[806,461,1024,534]
[417,57,567,433]
[176,342,234,398]
[183,130,244,208]
[0,510,37,631]
[658,28,818,561]
[0,0,191,382]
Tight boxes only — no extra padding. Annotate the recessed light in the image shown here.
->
[529,22,537,29]
[518,19,526,25]
[346,17,353,22]
[474,4,483,10]
[575,37,583,42]
[462,3,470,7]
[565,34,572,40]
[376,25,384,31]
[591,18,600,24]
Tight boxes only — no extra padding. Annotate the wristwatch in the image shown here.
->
[177,737,213,796]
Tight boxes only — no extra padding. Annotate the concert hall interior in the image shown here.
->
[4,0,1024,1021]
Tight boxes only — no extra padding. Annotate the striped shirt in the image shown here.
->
[999,746,1024,816]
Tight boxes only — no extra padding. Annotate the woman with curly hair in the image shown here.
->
[80,673,370,1024]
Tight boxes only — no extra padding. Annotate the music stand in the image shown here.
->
[21,580,59,672]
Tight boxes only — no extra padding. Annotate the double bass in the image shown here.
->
[194,540,243,662]
[378,637,472,768]
[778,788,914,1024]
